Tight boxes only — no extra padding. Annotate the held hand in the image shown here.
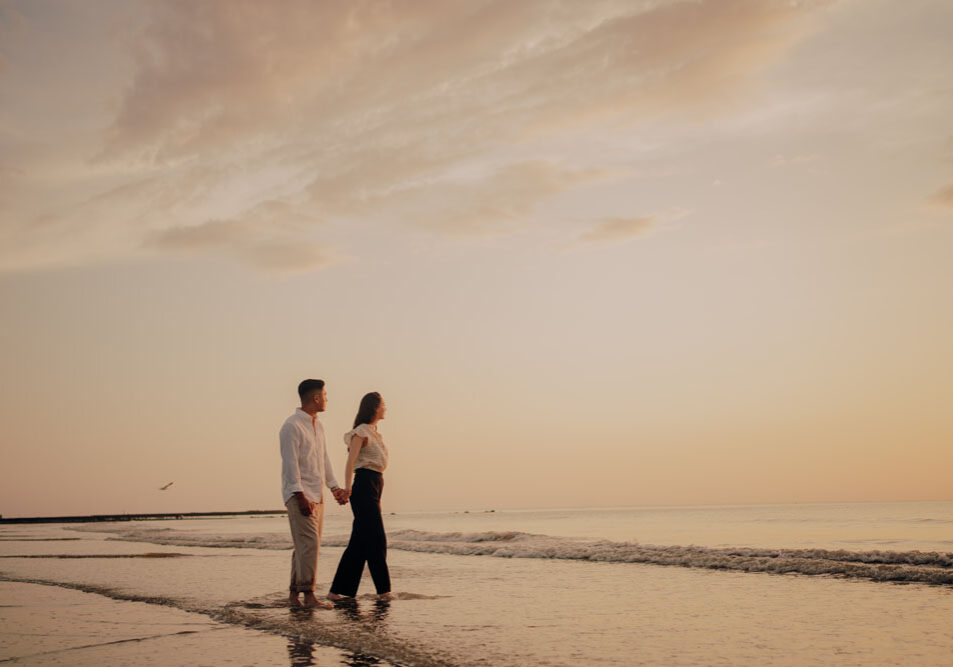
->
[332,488,349,505]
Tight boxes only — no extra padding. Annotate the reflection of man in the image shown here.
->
[280,379,348,608]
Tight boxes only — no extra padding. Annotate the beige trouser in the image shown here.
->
[285,497,325,593]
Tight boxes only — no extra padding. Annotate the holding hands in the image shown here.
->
[296,489,348,513]
[332,487,350,505]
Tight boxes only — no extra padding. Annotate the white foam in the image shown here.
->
[381,530,953,586]
[70,525,953,586]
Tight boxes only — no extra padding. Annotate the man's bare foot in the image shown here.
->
[302,592,333,609]
[377,592,392,600]
[288,592,302,607]
[327,592,350,601]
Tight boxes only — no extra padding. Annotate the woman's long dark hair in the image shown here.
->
[353,392,382,428]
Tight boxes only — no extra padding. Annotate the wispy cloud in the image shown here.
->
[147,216,341,276]
[145,199,336,274]
[927,143,953,212]
[930,183,953,210]
[579,217,656,243]
[377,161,615,236]
[235,241,339,276]
[149,219,251,253]
[770,153,819,167]
[0,0,837,273]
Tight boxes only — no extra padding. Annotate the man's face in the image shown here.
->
[313,388,327,412]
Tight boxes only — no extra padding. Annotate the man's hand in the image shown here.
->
[294,492,314,516]
[332,487,349,505]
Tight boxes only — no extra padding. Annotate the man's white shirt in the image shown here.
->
[280,408,340,504]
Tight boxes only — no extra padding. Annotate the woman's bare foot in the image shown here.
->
[302,592,333,609]
[288,592,302,607]
[327,592,350,601]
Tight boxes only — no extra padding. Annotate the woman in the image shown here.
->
[328,392,391,600]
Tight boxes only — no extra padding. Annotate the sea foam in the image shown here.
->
[71,525,953,586]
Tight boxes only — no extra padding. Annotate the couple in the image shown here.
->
[279,379,391,609]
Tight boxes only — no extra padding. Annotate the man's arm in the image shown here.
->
[280,423,312,515]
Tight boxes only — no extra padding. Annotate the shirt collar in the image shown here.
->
[295,408,319,423]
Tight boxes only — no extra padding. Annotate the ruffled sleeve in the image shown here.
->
[343,423,370,447]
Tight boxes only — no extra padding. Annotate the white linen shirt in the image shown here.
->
[280,408,340,504]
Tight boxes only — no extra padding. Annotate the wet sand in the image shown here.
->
[0,581,353,665]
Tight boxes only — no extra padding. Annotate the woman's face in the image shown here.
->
[375,399,387,421]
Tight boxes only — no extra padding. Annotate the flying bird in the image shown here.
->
[159,482,174,491]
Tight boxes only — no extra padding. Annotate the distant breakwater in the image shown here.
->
[0,510,284,524]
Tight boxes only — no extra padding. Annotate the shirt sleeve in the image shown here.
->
[280,422,304,496]
[343,425,362,447]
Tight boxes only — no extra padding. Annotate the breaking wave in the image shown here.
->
[70,525,953,587]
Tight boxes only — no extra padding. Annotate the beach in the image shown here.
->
[4,1,953,663]
[2,501,953,665]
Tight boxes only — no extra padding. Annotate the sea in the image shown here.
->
[2,500,952,665]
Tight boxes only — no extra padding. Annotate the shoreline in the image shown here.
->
[0,509,284,525]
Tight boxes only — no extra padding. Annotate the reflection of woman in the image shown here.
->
[328,392,391,600]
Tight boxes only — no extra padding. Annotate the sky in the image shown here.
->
[1,0,951,518]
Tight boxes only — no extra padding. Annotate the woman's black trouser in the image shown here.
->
[330,468,390,596]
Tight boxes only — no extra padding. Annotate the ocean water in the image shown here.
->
[2,501,952,665]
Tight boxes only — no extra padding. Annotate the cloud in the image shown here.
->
[0,164,24,207]
[931,182,953,210]
[771,153,819,167]
[579,217,656,243]
[0,0,837,273]
[927,143,953,212]
[147,217,341,275]
[150,219,250,252]
[105,0,832,161]
[237,241,339,276]
[377,160,615,235]
[145,199,336,273]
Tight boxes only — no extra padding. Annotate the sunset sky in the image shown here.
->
[1,0,951,518]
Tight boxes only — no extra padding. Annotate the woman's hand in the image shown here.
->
[332,487,349,505]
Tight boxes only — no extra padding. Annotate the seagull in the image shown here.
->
[159,481,174,491]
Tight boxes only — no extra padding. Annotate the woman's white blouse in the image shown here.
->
[344,423,389,473]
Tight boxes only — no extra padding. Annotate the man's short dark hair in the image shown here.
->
[297,379,325,400]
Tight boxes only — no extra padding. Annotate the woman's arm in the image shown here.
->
[343,434,366,498]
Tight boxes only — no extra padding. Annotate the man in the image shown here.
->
[280,378,348,608]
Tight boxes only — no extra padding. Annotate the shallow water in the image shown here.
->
[0,581,354,666]
[2,501,952,665]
